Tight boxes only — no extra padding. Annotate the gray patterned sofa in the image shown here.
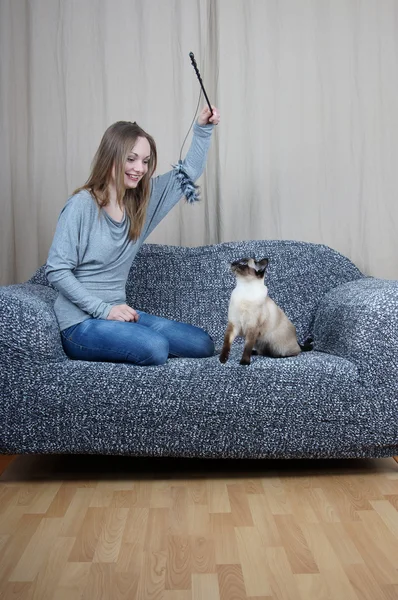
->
[1,240,397,459]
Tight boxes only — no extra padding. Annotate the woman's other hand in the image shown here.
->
[197,105,220,126]
[107,304,139,322]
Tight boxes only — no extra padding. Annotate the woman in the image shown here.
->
[46,105,220,365]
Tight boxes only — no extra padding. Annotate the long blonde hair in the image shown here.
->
[74,121,157,241]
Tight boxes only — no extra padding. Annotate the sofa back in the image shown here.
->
[124,240,363,346]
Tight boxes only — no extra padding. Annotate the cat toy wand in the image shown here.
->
[174,52,215,203]
[189,52,214,116]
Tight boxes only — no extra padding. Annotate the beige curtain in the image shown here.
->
[1,0,398,285]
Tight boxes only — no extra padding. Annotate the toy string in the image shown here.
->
[179,89,202,162]
[175,52,214,202]
[179,52,213,162]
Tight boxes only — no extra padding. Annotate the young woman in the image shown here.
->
[46,105,220,365]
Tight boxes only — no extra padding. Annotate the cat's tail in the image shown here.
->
[299,337,314,352]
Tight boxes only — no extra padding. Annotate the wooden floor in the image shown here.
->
[0,454,397,600]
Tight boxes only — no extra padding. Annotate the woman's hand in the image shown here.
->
[197,105,220,126]
[107,304,139,322]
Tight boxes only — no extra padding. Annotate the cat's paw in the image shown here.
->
[239,358,251,366]
[219,354,229,363]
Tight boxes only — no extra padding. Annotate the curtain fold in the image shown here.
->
[1,0,397,284]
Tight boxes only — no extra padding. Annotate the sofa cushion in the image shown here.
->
[3,344,395,459]
[126,240,363,345]
[27,240,363,346]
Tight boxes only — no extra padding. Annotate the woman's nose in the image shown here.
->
[134,161,145,173]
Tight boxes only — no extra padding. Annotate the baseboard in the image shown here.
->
[0,455,16,475]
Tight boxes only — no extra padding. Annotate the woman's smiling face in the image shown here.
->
[111,136,151,189]
[123,136,151,188]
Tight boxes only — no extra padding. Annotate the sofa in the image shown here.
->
[1,240,397,460]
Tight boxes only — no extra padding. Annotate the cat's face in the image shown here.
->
[230,257,269,279]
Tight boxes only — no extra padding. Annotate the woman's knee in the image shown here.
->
[193,329,215,358]
[202,332,216,357]
[137,335,169,366]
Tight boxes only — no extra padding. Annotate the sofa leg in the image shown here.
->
[393,456,398,464]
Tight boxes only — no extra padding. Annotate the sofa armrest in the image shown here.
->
[0,284,66,362]
[313,278,398,385]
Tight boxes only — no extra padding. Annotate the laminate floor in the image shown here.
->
[0,454,397,600]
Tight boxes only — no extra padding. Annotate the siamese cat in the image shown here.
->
[220,257,309,365]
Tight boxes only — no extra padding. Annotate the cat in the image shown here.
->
[219,257,310,365]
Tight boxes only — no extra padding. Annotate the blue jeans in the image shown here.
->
[60,311,215,366]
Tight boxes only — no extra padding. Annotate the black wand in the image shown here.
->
[189,52,213,115]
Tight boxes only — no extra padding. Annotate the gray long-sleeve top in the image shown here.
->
[46,122,214,331]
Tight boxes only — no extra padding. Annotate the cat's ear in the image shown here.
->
[231,258,250,267]
[256,258,269,270]
[254,257,269,277]
[231,258,250,272]
[231,258,250,268]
